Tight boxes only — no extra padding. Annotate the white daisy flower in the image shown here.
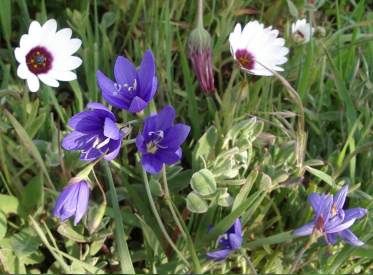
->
[14,19,82,92]
[229,20,289,76]
[291,19,314,44]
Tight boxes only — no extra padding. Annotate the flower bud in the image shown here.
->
[188,26,215,94]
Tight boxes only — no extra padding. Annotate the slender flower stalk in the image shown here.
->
[141,166,190,268]
[102,160,135,274]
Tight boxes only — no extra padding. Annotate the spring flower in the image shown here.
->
[207,218,243,261]
[96,49,157,113]
[294,185,367,246]
[291,19,314,44]
[136,105,190,174]
[188,26,215,94]
[14,19,82,92]
[229,20,289,76]
[62,102,125,161]
[53,179,90,225]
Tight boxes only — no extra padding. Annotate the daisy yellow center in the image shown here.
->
[26,46,53,75]
[235,49,255,70]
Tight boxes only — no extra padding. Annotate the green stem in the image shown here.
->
[161,167,201,273]
[141,167,190,268]
[29,216,70,273]
[289,236,315,273]
[102,161,135,274]
[197,0,204,28]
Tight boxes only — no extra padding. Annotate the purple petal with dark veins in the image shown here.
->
[103,117,120,140]
[128,96,148,113]
[333,185,348,210]
[138,49,156,96]
[160,124,190,149]
[73,181,90,225]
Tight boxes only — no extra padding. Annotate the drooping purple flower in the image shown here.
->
[207,218,243,261]
[136,105,190,174]
[294,185,367,246]
[62,102,124,161]
[53,180,90,226]
[96,49,157,113]
[188,27,215,94]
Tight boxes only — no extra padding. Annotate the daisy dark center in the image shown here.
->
[26,46,53,74]
[146,130,166,154]
[235,49,255,70]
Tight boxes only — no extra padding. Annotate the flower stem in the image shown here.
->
[197,0,204,28]
[161,167,201,273]
[141,167,190,268]
[289,237,314,273]
[102,160,135,274]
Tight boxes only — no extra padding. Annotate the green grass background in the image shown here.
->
[0,0,372,273]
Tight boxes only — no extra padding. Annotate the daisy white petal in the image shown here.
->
[17,63,31,79]
[49,70,77,81]
[14,48,26,63]
[229,20,289,76]
[55,56,82,71]
[26,74,40,92]
[38,74,59,87]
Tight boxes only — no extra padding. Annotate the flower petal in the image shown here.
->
[228,233,242,250]
[333,185,348,210]
[293,222,314,236]
[103,117,120,140]
[38,74,60,87]
[138,49,155,96]
[339,229,364,246]
[160,124,190,149]
[155,149,181,165]
[103,139,122,161]
[141,154,163,174]
[14,48,26,63]
[26,74,40,92]
[96,70,130,109]
[207,249,232,261]
[114,56,137,85]
[62,131,91,151]
[128,96,148,113]
[17,63,31,79]
[344,208,368,221]
[326,217,356,234]
[73,181,90,225]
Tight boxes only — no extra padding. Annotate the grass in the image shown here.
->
[0,0,373,273]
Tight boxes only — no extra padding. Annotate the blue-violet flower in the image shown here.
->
[53,179,90,226]
[62,102,124,161]
[136,105,190,174]
[96,49,157,113]
[207,218,243,261]
[294,185,367,246]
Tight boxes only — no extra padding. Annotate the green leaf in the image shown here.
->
[0,0,11,42]
[190,169,217,196]
[186,192,208,213]
[0,194,19,215]
[286,0,298,18]
[246,231,295,249]
[57,223,90,243]
[5,111,54,189]
[0,211,7,241]
[232,170,258,210]
[305,166,336,187]
[20,175,44,217]
[193,126,218,167]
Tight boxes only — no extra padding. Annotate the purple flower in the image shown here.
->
[136,105,190,174]
[53,180,90,225]
[294,185,367,246]
[62,102,124,161]
[188,27,215,94]
[207,218,243,261]
[96,49,157,113]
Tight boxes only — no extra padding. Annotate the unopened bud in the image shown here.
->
[188,26,215,94]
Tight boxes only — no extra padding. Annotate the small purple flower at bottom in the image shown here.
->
[53,180,90,226]
[136,105,190,174]
[207,218,243,261]
[96,49,157,113]
[62,102,124,161]
[294,185,367,246]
